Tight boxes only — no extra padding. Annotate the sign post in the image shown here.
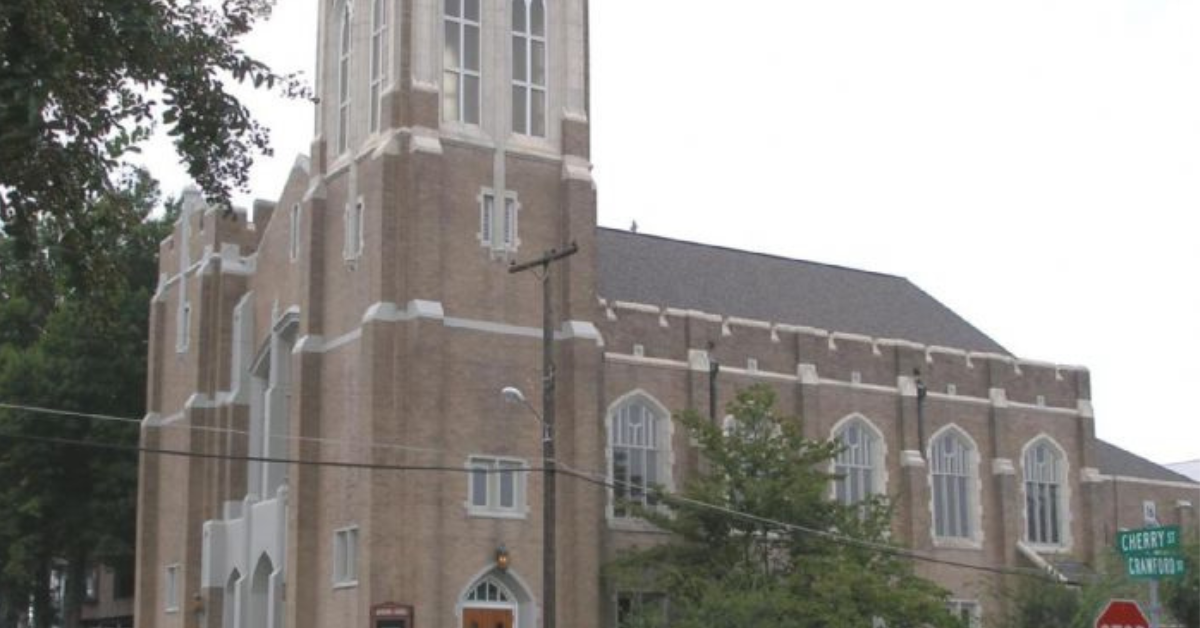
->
[1095,599,1150,628]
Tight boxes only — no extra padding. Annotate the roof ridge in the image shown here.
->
[1097,439,1199,484]
[596,226,906,282]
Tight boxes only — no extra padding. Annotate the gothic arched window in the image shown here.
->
[833,417,882,505]
[337,1,353,154]
[609,394,670,518]
[930,427,977,540]
[511,0,546,136]
[1024,438,1066,546]
[443,0,481,124]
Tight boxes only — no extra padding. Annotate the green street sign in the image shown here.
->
[1116,525,1181,556]
[1125,553,1187,579]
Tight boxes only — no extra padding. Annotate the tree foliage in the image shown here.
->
[607,385,963,628]
[0,0,305,263]
[0,169,174,628]
[1162,537,1199,628]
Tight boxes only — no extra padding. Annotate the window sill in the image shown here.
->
[333,580,359,590]
[466,507,527,521]
[1024,541,1072,555]
[931,536,984,551]
[606,516,667,534]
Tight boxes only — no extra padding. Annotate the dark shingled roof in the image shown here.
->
[1096,440,1199,484]
[596,228,1009,354]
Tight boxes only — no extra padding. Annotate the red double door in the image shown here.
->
[462,608,514,628]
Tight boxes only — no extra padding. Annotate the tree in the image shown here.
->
[0,168,174,628]
[0,0,305,262]
[607,385,963,628]
[1162,537,1199,628]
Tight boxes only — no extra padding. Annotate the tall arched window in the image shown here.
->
[511,0,546,136]
[443,0,481,124]
[833,417,881,505]
[368,0,388,132]
[1024,438,1065,545]
[337,2,353,154]
[609,394,670,518]
[222,570,241,628]
[930,428,976,540]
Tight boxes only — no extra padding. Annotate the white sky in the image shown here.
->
[138,0,1200,465]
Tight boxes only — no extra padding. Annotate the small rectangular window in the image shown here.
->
[344,200,364,261]
[165,564,181,613]
[947,384,957,396]
[289,203,301,261]
[747,358,759,372]
[85,566,99,603]
[479,191,519,254]
[480,194,494,243]
[176,301,191,354]
[616,591,667,628]
[466,456,526,517]
[851,371,862,384]
[334,527,359,586]
[946,600,981,628]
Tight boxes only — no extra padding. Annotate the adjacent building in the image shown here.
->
[134,1,1198,627]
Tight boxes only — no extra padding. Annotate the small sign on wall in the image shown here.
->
[372,603,414,628]
[1142,500,1158,525]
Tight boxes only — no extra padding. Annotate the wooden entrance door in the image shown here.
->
[462,607,514,628]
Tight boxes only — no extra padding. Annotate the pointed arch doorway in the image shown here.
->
[458,570,534,628]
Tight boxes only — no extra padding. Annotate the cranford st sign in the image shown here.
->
[1125,553,1188,579]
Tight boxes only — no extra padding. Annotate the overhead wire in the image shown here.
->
[0,400,449,456]
[0,401,1078,584]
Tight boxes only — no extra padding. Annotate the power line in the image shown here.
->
[553,461,1078,584]
[0,423,1078,585]
[0,400,448,456]
[0,429,515,475]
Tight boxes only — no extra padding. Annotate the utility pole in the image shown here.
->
[509,241,578,628]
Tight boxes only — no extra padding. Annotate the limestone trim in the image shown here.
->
[596,298,1089,376]
[901,450,926,468]
[991,458,1016,476]
[1006,400,1078,416]
[607,353,688,372]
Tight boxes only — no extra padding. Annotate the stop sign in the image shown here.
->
[1095,599,1149,628]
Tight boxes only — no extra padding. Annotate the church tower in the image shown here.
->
[136,1,604,627]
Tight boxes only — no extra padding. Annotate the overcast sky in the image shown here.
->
[137,0,1200,465]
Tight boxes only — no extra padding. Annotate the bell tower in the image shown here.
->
[305,0,597,326]
[294,2,604,628]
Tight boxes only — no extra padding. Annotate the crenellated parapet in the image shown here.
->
[596,298,1090,412]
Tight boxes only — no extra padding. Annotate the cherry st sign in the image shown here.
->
[1095,599,1149,628]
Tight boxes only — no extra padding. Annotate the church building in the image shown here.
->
[134,1,1198,627]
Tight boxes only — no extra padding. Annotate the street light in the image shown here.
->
[502,384,555,628]
[503,386,550,442]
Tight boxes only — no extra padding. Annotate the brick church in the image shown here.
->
[134,1,1198,627]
